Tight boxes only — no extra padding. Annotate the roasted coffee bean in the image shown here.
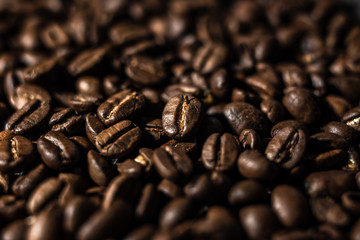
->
[125,56,166,86]
[37,131,80,170]
[134,148,155,173]
[117,159,143,177]
[18,57,60,83]
[201,133,239,171]
[277,63,308,88]
[238,150,279,181]
[135,183,160,221]
[265,127,307,169]
[87,150,116,186]
[152,146,193,182]
[228,180,268,206]
[159,197,193,229]
[85,113,105,145]
[322,121,357,143]
[329,76,360,102]
[141,118,168,145]
[109,23,150,45]
[245,75,280,99]
[0,195,26,221]
[209,68,228,99]
[76,76,101,95]
[0,172,9,193]
[341,191,360,215]
[310,196,351,227]
[97,89,146,125]
[282,87,321,125]
[0,135,34,173]
[27,203,64,240]
[240,204,279,239]
[49,108,83,135]
[1,220,27,240]
[224,102,268,135]
[342,107,360,131]
[6,100,50,136]
[161,84,202,103]
[184,171,231,204]
[12,164,50,198]
[41,23,69,49]
[26,177,64,214]
[239,129,261,150]
[271,229,325,240]
[192,42,227,74]
[157,179,182,199]
[305,170,356,198]
[271,185,311,228]
[64,195,99,234]
[161,139,197,156]
[271,120,309,137]
[162,94,203,140]
[123,224,156,240]
[95,120,141,158]
[7,83,51,110]
[67,45,110,76]
[260,99,285,124]
[54,92,102,113]
[325,95,352,120]
[103,174,141,209]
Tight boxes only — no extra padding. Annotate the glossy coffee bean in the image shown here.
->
[117,159,144,177]
[109,22,150,45]
[76,76,101,95]
[239,129,261,150]
[159,197,193,229]
[322,121,357,143]
[97,89,146,125]
[135,183,160,221]
[1,220,27,240]
[192,43,227,74]
[95,120,141,158]
[37,131,80,170]
[271,185,311,228]
[87,150,116,186]
[123,224,156,240]
[0,195,26,221]
[228,180,268,206]
[201,133,240,171]
[0,135,34,173]
[341,191,360,215]
[265,127,307,169]
[224,102,268,135]
[7,83,51,110]
[162,94,203,140]
[54,92,102,113]
[260,99,285,124]
[152,146,193,182]
[49,108,83,135]
[342,107,360,131]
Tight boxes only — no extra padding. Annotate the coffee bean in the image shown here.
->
[228,180,268,206]
[87,150,116,186]
[271,120,309,137]
[209,68,228,99]
[201,133,240,171]
[192,43,227,74]
[162,84,202,103]
[85,113,105,145]
[97,89,146,125]
[94,120,141,158]
[271,185,311,228]
[0,135,34,173]
[157,179,182,199]
[224,102,268,135]
[282,87,321,125]
[245,75,280,99]
[238,150,279,181]
[329,76,360,102]
[325,95,351,120]
[1,220,27,240]
[152,146,193,182]
[18,56,60,83]
[0,195,26,221]
[265,127,307,169]
[239,129,261,150]
[0,172,9,194]
[7,83,51,110]
[260,99,285,124]
[322,121,357,143]
[159,197,193,229]
[37,131,80,170]
[6,100,51,136]
[109,23,150,45]
[141,118,168,145]
[240,204,279,239]
[161,139,197,155]
[125,56,166,86]
[342,107,360,131]
[277,63,308,88]
[76,76,101,95]
[54,92,102,113]
[162,94,203,140]
[123,224,156,240]
[135,183,160,221]
[117,159,143,177]
[49,108,83,135]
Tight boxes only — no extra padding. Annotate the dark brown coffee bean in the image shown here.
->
[0,195,26,221]
[239,129,261,150]
[157,179,182,199]
[282,87,321,125]
[152,146,193,182]
[123,224,156,240]
[325,95,351,120]
[322,121,357,143]
[238,150,279,181]
[1,220,27,240]
[141,118,168,145]
[161,84,202,103]
[7,83,51,110]
[0,135,34,173]
[329,76,360,102]
[240,204,279,239]
[95,120,141,158]
[49,108,83,135]
[192,206,243,240]
[85,113,105,146]
[265,127,307,169]
[184,171,231,204]
[6,100,51,136]
[67,45,110,76]
[54,92,102,113]
[109,23,150,45]
[310,196,351,227]
[125,56,166,86]
[27,202,64,240]
[271,120,309,137]
[228,180,268,206]
[161,139,197,156]
[0,172,9,194]
[245,75,280,99]
[305,170,356,198]
[162,94,203,140]
[271,185,311,228]
[97,89,146,125]
[260,99,285,124]
[192,43,227,74]
[87,150,116,186]
[26,177,64,214]
[136,183,160,221]
[201,133,240,171]
[41,23,69,49]
[209,68,228,99]
[342,107,360,131]
[117,159,143,177]
[277,63,308,88]
[37,131,80,170]
[134,148,155,174]
[159,197,193,229]
[224,102,268,135]
[64,195,99,234]
[272,229,325,240]
[12,164,51,198]
[341,191,360,215]
[76,76,101,95]
[18,57,60,83]
[103,174,141,209]
[70,136,94,153]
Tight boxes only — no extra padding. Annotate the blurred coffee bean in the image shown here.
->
[228,180,268,206]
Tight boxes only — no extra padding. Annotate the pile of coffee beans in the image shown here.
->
[2,0,360,239]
